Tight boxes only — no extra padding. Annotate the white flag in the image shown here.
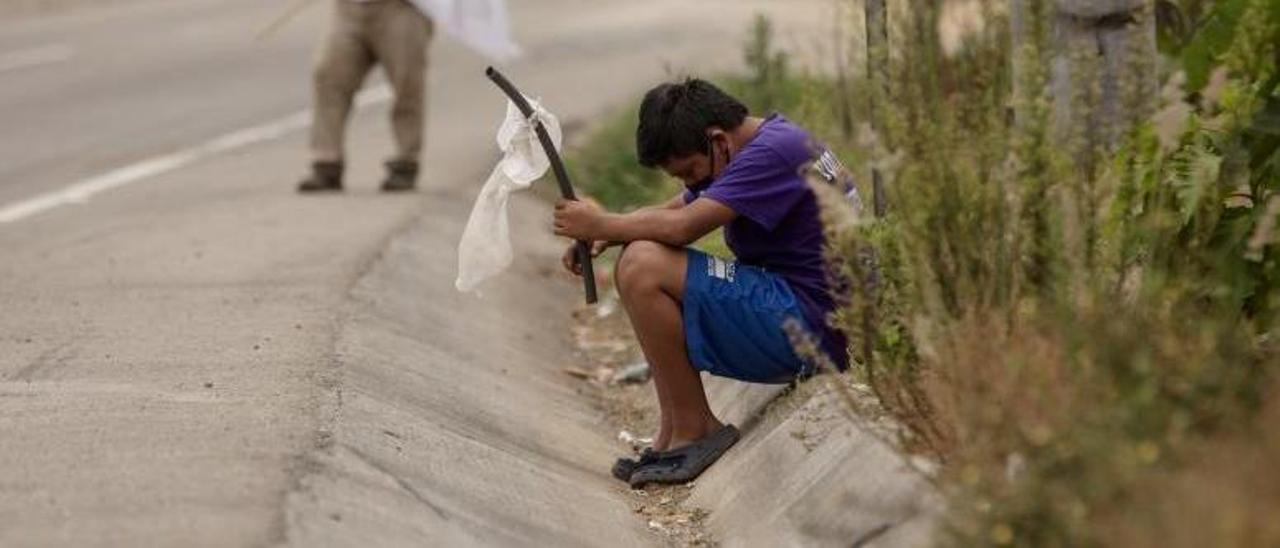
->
[456,97,561,293]
[409,0,522,61]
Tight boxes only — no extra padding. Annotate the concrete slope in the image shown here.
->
[281,193,650,546]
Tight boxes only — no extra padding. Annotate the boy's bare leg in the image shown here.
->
[649,356,674,451]
[650,358,678,451]
[616,242,724,450]
[616,251,673,451]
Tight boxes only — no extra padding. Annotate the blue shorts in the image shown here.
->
[682,249,815,384]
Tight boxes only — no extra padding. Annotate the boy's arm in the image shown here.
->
[588,193,686,249]
[554,197,736,247]
[650,193,688,211]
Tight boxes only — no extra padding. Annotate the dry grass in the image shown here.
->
[1097,380,1280,548]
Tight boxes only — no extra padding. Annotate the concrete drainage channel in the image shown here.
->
[279,190,940,547]
[276,190,652,546]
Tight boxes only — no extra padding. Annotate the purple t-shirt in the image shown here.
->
[684,114,856,369]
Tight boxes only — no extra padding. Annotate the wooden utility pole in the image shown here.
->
[1012,0,1158,160]
[865,0,889,218]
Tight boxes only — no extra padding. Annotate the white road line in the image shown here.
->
[0,44,75,74]
[0,84,392,224]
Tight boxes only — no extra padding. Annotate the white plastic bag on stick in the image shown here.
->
[456,97,562,293]
[409,0,522,61]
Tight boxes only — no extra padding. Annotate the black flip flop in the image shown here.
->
[628,424,740,488]
[611,447,658,482]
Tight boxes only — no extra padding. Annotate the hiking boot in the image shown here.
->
[297,161,343,193]
[381,160,419,192]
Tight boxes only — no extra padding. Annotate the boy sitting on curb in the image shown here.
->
[553,79,857,487]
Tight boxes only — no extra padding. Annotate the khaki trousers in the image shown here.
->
[310,0,433,163]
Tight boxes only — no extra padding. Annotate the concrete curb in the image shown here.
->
[690,378,942,547]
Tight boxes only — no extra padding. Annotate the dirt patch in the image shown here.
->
[565,286,718,547]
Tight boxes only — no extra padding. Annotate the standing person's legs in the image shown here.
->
[369,0,432,190]
[614,242,724,450]
[301,1,375,191]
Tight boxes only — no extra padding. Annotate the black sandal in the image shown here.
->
[611,447,659,482]
[628,425,740,488]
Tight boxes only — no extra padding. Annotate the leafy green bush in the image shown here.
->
[814,0,1280,545]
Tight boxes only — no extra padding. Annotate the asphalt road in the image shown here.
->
[0,1,830,545]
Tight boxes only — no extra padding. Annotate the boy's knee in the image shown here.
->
[616,241,669,291]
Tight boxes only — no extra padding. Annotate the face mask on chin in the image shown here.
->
[694,137,722,188]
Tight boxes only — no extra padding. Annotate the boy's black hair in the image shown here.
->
[636,78,749,168]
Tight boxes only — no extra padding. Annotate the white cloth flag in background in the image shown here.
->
[456,97,562,293]
[409,0,521,61]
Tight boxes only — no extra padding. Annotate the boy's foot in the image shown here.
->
[612,448,659,482]
[380,160,418,192]
[297,161,343,193]
[628,424,740,488]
